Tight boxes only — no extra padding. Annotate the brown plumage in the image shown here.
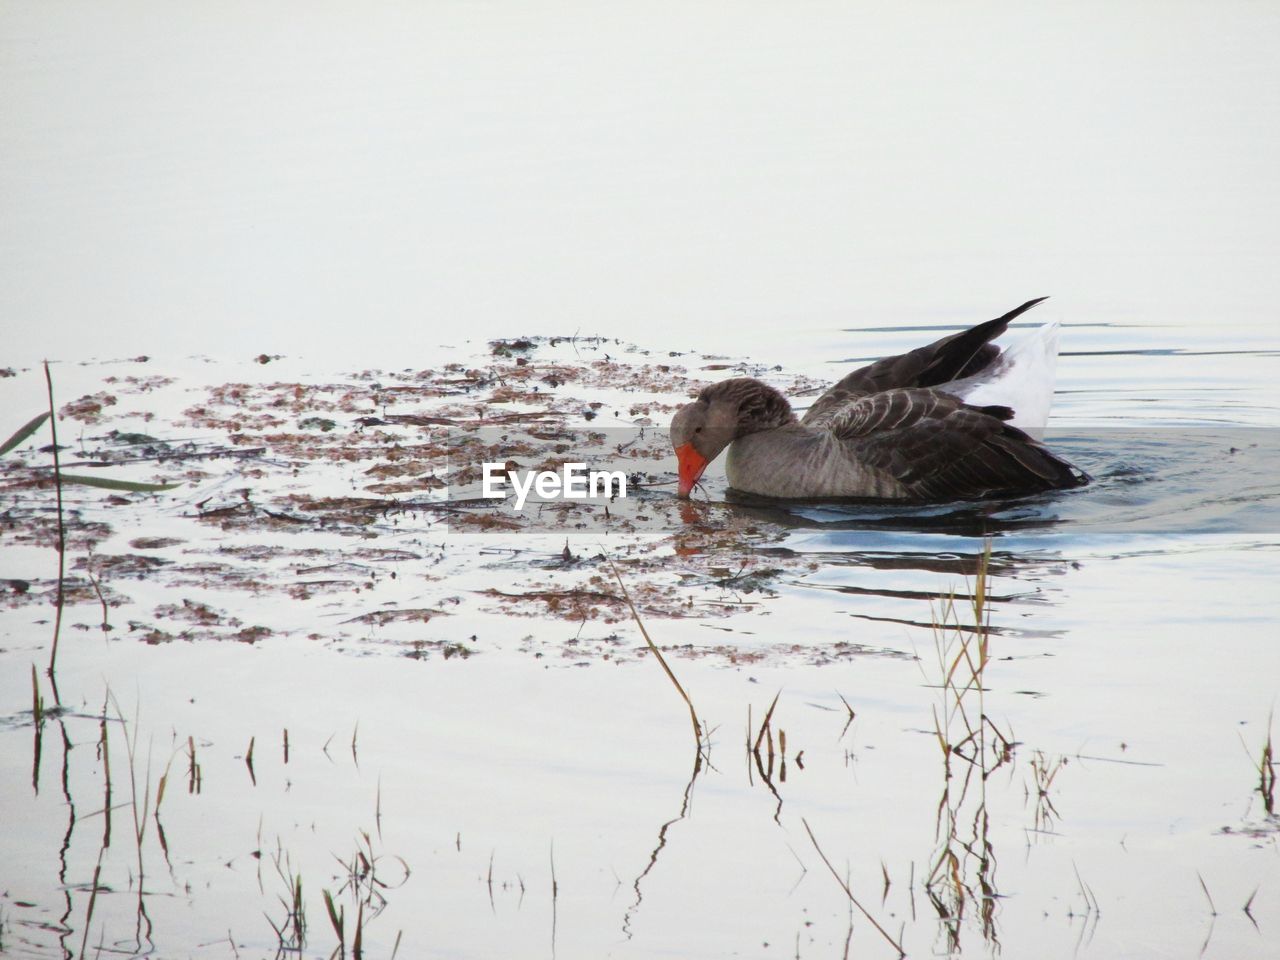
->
[669,298,1089,501]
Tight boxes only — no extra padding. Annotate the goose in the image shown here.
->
[670,297,1089,501]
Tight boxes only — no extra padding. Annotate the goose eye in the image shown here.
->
[694,426,703,433]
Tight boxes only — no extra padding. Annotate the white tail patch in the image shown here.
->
[939,321,1061,437]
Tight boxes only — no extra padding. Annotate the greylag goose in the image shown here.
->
[670,298,1089,501]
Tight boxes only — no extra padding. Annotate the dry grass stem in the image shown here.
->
[924,543,1009,952]
[44,361,66,689]
[605,556,703,754]
[802,818,905,957]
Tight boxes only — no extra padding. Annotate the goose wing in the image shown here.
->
[827,387,1086,500]
[802,297,1048,428]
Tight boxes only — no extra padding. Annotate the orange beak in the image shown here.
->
[675,442,709,498]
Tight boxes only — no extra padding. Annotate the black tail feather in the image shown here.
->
[917,297,1049,388]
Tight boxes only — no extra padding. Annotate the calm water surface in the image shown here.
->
[1,316,1276,959]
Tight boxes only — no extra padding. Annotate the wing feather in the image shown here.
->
[802,298,1047,428]
[827,387,1086,500]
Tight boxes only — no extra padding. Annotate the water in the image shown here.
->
[1,316,1276,959]
[3,3,1280,959]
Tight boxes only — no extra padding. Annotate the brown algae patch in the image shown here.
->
[0,336,855,663]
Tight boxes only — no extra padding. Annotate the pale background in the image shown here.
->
[3,1,1278,366]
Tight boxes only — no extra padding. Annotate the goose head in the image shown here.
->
[670,378,795,497]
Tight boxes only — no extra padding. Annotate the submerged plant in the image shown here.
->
[3,368,182,692]
[923,542,1013,952]
[1261,732,1276,815]
[266,845,308,954]
[1028,750,1067,833]
[333,829,410,921]
[1245,710,1276,815]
